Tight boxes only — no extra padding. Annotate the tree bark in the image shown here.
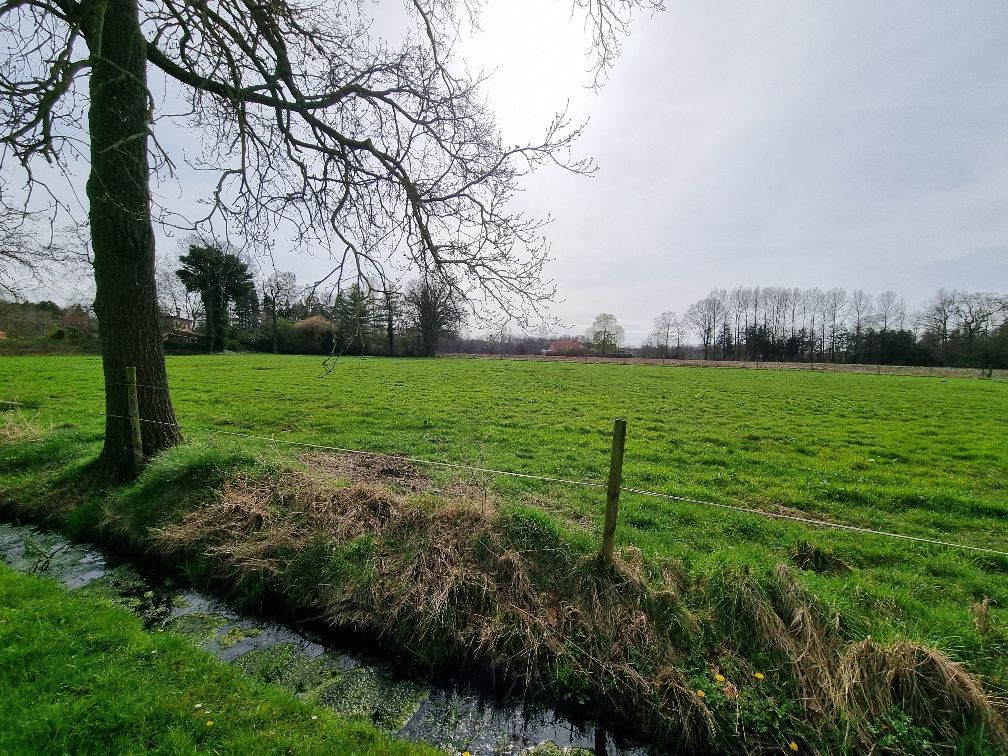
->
[386,309,394,356]
[272,305,278,354]
[86,0,181,479]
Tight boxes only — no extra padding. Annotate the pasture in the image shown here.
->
[2,353,1007,750]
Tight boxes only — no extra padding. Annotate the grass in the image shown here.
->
[0,563,433,755]
[1,353,1006,752]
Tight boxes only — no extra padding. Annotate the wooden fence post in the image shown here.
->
[124,366,143,475]
[600,418,627,568]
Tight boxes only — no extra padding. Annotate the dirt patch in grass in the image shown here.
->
[149,458,1006,754]
[790,541,850,574]
[300,451,429,493]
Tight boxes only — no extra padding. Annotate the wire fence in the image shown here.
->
[90,397,1008,560]
[444,352,1008,381]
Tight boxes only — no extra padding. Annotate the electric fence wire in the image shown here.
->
[98,411,1008,560]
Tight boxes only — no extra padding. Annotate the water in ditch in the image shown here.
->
[0,521,648,756]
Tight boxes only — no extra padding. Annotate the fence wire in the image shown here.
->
[96,410,1008,560]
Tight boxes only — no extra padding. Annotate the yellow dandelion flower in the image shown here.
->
[206,721,214,727]
[696,689,706,698]
[789,741,798,752]
[714,673,725,683]
[754,672,765,680]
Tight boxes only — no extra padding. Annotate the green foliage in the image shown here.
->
[0,566,431,755]
[863,709,938,756]
[177,244,255,352]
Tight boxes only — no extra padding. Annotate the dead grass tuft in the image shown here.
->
[767,565,841,715]
[0,407,42,442]
[970,597,992,637]
[835,638,1005,743]
[790,540,850,574]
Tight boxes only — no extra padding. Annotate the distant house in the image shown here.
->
[545,339,585,357]
[159,311,199,342]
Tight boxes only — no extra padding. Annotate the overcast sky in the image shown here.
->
[449,0,1008,342]
[14,1,1008,344]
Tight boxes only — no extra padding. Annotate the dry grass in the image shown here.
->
[0,406,42,442]
[835,639,1006,743]
[151,453,1005,752]
[971,598,993,637]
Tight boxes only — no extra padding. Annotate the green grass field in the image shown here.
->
[2,354,1007,751]
[3,354,1007,648]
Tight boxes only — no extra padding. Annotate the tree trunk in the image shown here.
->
[271,306,278,354]
[212,286,227,351]
[205,295,215,352]
[86,0,180,480]
[386,310,394,356]
[421,326,435,357]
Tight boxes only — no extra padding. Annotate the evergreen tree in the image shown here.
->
[176,244,254,352]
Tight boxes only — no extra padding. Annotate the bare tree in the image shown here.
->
[1,0,660,478]
[406,276,464,357]
[849,289,873,363]
[652,310,677,358]
[0,203,46,300]
[729,286,749,359]
[954,291,1001,364]
[917,288,957,364]
[155,252,198,320]
[0,194,89,300]
[876,290,906,332]
[824,287,849,362]
[588,312,624,355]
[261,270,298,354]
[803,287,825,362]
[685,296,717,360]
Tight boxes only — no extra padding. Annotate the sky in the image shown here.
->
[10,1,1008,344]
[450,1,1008,342]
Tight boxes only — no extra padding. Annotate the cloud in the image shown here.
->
[461,1,1008,341]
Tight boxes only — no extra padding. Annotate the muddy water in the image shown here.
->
[0,522,648,756]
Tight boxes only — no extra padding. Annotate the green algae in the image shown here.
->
[231,643,344,694]
[316,666,430,731]
[219,625,263,649]
[73,566,147,603]
[164,612,229,645]
[524,743,594,756]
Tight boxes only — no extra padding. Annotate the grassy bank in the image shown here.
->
[1,354,1007,752]
[0,564,432,755]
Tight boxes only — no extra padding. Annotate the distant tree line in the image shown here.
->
[156,242,466,357]
[0,298,95,344]
[442,312,632,357]
[644,287,1008,370]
